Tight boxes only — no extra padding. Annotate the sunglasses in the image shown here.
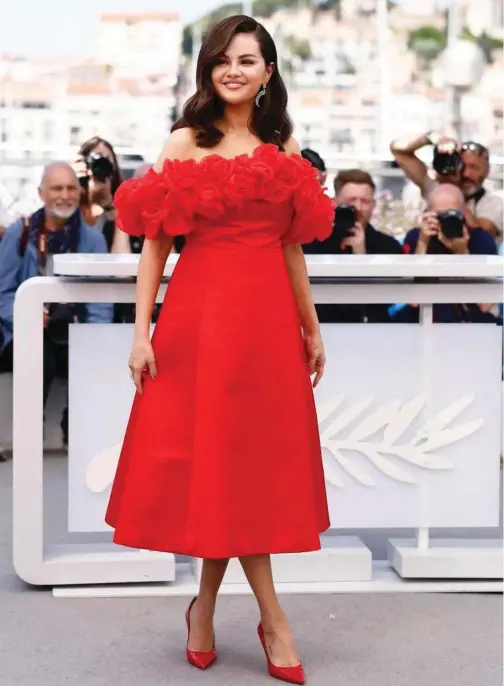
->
[461,141,489,157]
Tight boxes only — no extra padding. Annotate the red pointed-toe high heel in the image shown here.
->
[185,597,217,670]
[258,623,305,685]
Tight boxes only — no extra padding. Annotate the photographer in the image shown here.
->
[74,137,130,253]
[301,148,328,186]
[390,132,502,241]
[0,162,113,447]
[303,169,402,323]
[400,183,500,323]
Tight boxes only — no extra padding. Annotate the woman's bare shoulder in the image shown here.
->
[154,128,198,171]
[283,137,301,156]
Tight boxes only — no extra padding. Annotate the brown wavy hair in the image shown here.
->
[172,15,292,149]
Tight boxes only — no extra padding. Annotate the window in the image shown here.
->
[21,101,49,109]
[70,126,81,145]
[43,121,53,142]
[330,128,352,144]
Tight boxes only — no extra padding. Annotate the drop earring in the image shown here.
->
[255,84,266,107]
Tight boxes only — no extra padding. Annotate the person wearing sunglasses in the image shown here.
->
[390,132,502,242]
[458,141,503,241]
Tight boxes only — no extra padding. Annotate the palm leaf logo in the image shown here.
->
[86,443,121,493]
[84,394,484,494]
[318,393,483,488]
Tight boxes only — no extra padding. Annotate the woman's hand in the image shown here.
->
[89,175,114,209]
[71,154,114,208]
[304,329,325,388]
[128,337,157,395]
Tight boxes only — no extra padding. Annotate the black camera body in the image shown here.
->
[79,152,114,188]
[437,209,464,239]
[333,204,357,241]
[432,146,463,177]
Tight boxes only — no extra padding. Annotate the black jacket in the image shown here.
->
[303,223,403,323]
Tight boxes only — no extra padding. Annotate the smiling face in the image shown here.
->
[211,32,273,107]
[39,163,80,221]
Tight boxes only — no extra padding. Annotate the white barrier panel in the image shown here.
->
[12,254,504,591]
[68,322,501,533]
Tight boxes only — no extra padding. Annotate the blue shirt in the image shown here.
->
[395,227,500,324]
[403,226,498,256]
[0,214,113,352]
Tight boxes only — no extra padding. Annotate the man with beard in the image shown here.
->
[457,141,503,242]
[0,162,113,447]
[390,133,502,243]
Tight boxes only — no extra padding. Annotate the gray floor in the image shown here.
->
[1,456,502,686]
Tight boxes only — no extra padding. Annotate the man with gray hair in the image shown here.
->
[0,161,113,448]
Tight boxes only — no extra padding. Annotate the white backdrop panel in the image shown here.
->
[68,323,502,533]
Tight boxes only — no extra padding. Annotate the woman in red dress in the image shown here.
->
[105,15,333,685]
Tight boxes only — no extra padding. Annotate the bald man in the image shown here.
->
[0,161,113,447]
[404,183,497,257]
[395,183,500,323]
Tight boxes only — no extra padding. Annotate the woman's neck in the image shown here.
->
[219,103,254,136]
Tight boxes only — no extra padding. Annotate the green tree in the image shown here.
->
[407,25,447,63]
[284,35,312,61]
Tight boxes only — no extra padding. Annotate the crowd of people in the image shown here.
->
[0,131,502,453]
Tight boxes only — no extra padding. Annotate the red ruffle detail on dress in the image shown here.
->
[113,144,334,244]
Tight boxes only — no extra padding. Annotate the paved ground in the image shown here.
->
[0,456,502,686]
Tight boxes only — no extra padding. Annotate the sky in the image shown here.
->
[0,0,224,59]
[0,0,444,60]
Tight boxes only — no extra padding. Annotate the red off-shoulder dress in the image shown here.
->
[105,144,333,558]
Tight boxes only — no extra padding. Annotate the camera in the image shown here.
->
[432,146,463,177]
[437,209,464,239]
[79,152,114,188]
[333,204,357,240]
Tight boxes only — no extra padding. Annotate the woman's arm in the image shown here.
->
[281,136,327,387]
[282,135,322,334]
[282,243,319,336]
[283,242,325,388]
[133,234,172,340]
[110,221,131,253]
[133,128,194,341]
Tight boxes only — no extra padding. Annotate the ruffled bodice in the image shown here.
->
[114,143,333,248]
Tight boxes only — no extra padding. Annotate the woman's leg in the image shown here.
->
[239,555,300,667]
[188,558,229,651]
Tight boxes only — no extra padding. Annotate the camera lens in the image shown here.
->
[432,148,462,177]
[86,153,114,182]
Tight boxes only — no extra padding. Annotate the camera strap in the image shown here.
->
[18,209,80,276]
[19,215,50,275]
